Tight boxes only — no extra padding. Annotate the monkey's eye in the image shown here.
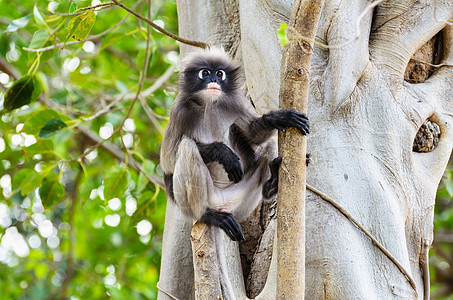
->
[216,70,226,81]
[198,69,210,79]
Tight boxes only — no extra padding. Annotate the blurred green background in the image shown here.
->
[0,1,451,299]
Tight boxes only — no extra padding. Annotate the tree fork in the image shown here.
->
[276,0,324,299]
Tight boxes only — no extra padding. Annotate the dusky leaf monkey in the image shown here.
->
[160,47,309,241]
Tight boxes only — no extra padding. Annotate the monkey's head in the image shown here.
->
[181,47,241,100]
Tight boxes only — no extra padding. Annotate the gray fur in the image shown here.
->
[160,47,276,228]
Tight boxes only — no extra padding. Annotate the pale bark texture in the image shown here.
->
[158,1,453,299]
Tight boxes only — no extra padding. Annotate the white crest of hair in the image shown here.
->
[180,46,239,70]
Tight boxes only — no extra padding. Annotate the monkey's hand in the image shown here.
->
[197,142,243,183]
[263,109,310,135]
[200,208,245,241]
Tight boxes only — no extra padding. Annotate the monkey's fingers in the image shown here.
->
[264,109,310,135]
[285,110,310,135]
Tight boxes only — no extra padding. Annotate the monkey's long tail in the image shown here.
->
[213,227,237,300]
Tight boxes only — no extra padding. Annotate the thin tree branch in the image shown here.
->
[75,126,164,188]
[51,1,116,17]
[410,57,453,69]
[81,83,140,122]
[111,0,208,49]
[306,183,418,292]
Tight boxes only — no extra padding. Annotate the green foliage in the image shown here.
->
[431,167,453,299]
[277,23,289,46]
[64,10,96,45]
[3,75,42,113]
[0,0,178,298]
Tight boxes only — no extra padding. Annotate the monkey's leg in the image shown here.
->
[211,143,273,222]
[173,138,245,241]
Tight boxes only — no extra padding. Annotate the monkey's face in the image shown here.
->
[197,68,226,97]
[181,58,240,100]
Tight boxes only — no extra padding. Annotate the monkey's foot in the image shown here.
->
[200,208,245,241]
[263,157,282,199]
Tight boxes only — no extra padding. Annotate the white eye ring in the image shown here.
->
[198,69,210,79]
[216,70,226,81]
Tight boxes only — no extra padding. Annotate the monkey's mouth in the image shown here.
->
[205,83,221,96]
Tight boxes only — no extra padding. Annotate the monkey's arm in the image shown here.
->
[247,109,310,145]
[197,142,243,183]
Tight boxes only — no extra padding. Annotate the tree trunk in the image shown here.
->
[158,1,453,299]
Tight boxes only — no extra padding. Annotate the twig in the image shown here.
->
[139,63,177,135]
[81,62,175,124]
[111,0,208,49]
[287,0,383,50]
[75,126,164,187]
[141,62,177,98]
[306,183,418,293]
[51,2,115,16]
[79,2,115,11]
[81,83,139,121]
[24,0,142,53]
[156,282,180,300]
[410,58,453,69]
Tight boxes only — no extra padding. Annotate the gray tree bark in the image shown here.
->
[158,1,453,299]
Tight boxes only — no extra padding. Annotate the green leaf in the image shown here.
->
[38,119,67,138]
[28,32,57,63]
[5,15,32,33]
[65,10,96,43]
[277,23,289,46]
[22,140,54,157]
[39,174,65,208]
[33,5,46,28]
[3,75,42,113]
[22,109,60,135]
[28,30,50,50]
[79,175,94,204]
[17,169,44,196]
[104,168,130,200]
[12,168,32,192]
[69,3,78,14]
[137,160,155,193]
